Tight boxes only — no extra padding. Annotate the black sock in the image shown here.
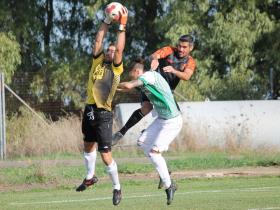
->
[119,109,144,135]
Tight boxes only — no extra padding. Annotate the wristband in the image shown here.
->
[118,24,126,32]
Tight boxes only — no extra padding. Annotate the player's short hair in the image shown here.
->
[130,57,146,71]
[179,34,195,46]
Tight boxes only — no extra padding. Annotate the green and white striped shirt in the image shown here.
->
[139,71,180,119]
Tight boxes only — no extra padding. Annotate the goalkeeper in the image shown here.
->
[76,2,127,206]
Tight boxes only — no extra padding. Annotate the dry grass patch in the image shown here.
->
[6,107,83,158]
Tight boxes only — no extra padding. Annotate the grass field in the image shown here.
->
[1,176,280,210]
[1,151,280,185]
[1,151,280,210]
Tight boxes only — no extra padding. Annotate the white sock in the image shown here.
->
[84,150,97,180]
[149,153,171,188]
[107,160,121,190]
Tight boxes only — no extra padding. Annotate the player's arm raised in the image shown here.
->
[114,6,128,65]
[93,21,109,56]
[150,46,174,70]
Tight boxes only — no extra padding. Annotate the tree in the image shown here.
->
[255,25,280,99]
[0,0,98,114]
[1,0,279,117]
[254,0,280,98]
[0,33,21,84]
[157,0,278,100]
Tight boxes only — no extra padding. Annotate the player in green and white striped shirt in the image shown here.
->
[117,58,183,205]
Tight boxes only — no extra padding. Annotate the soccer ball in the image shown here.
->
[105,2,123,22]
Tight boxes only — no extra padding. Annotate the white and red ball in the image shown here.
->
[105,2,123,22]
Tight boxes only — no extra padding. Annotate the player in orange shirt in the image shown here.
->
[150,37,196,90]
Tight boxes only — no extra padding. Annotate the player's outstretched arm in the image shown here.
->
[117,79,142,91]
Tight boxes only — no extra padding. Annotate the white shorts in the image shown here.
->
[138,114,183,153]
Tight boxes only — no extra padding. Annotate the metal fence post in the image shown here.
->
[0,72,6,160]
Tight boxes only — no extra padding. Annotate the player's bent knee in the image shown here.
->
[139,144,150,157]
[151,146,161,154]
[137,139,144,147]
[147,148,161,158]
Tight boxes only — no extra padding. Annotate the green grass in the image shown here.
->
[167,152,280,169]
[1,151,280,185]
[1,152,280,209]
[1,176,280,210]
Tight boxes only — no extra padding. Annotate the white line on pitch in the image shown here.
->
[10,186,280,206]
[248,207,280,210]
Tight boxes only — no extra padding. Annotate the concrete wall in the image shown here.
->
[113,100,280,149]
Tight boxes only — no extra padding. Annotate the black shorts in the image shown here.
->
[140,91,150,104]
[82,104,113,152]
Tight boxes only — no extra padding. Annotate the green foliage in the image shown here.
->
[163,0,278,101]
[159,0,209,46]
[0,32,21,83]
[30,58,89,108]
[1,0,280,113]
[206,3,273,70]
[1,0,97,113]
[254,24,280,97]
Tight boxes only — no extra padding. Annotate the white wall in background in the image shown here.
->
[114,101,280,149]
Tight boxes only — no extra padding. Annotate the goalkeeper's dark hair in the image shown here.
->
[108,42,115,48]
[179,34,195,46]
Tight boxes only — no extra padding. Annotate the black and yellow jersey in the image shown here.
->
[86,53,123,111]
